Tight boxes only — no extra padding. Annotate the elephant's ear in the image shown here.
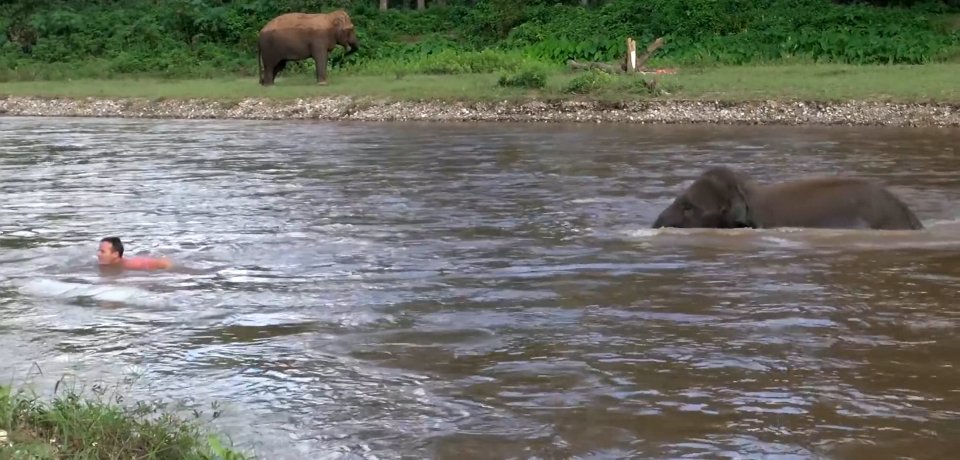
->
[332,15,345,32]
[704,167,755,228]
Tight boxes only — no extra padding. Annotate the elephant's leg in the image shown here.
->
[273,60,288,80]
[260,56,279,86]
[312,49,330,84]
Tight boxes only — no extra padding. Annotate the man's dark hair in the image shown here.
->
[100,236,124,257]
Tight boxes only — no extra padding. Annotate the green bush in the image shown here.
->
[406,49,529,74]
[563,69,616,94]
[507,0,960,65]
[497,67,547,89]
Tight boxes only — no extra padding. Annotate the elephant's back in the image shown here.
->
[754,177,924,230]
[260,13,325,32]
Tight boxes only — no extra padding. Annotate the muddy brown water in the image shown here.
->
[1,116,959,459]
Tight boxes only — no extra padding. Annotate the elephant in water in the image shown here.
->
[651,166,924,230]
[257,9,359,86]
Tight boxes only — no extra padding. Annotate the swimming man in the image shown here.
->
[97,236,172,270]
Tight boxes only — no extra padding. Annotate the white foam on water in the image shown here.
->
[758,235,808,249]
[923,217,960,229]
[6,230,38,237]
[627,228,663,239]
[331,311,397,328]
[16,278,167,307]
[50,142,89,150]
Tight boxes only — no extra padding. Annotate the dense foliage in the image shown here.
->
[1,0,958,80]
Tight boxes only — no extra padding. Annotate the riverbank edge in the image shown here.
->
[0,384,252,459]
[2,95,960,127]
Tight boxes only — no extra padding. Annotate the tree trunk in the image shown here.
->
[417,0,426,9]
[380,0,388,11]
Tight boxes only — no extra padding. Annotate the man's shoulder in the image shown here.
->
[123,256,172,270]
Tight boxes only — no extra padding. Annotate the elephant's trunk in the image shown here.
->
[345,43,359,55]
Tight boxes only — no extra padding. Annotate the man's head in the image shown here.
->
[98,237,124,265]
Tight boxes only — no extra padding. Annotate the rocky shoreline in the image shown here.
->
[1,95,959,127]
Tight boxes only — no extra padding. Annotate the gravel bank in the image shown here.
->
[1,95,959,127]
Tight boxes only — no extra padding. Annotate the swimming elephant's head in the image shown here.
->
[652,166,757,229]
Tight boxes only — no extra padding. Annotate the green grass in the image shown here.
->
[1,64,959,104]
[0,384,251,460]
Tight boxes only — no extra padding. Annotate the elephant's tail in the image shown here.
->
[257,42,263,85]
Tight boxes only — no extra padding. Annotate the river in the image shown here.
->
[1,116,959,459]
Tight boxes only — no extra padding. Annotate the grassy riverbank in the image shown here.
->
[2,1,959,125]
[0,384,251,459]
[2,63,959,104]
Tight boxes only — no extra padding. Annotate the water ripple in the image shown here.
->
[2,117,960,459]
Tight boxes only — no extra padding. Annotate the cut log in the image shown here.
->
[635,37,664,69]
[568,36,670,76]
[626,37,637,72]
[621,36,665,72]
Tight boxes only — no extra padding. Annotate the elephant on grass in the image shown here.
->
[651,166,924,230]
[257,9,359,86]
